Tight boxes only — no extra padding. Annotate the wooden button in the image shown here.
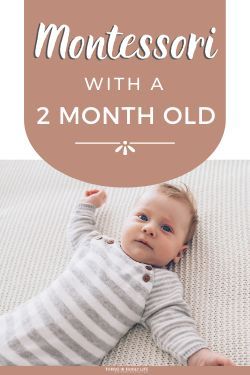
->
[106,239,114,244]
[143,274,150,282]
[145,265,152,270]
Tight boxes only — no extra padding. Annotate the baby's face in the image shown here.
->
[120,190,191,267]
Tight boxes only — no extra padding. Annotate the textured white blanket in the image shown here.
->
[0,160,249,365]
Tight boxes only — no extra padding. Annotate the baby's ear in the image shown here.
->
[183,244,188,253]
[173,245,188,264]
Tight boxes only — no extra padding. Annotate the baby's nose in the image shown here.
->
[142,224,156,237]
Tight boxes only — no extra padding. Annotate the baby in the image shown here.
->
[0,184,235,366]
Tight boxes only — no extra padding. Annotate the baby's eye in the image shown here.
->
[161,224,173,233]
[138,214,148,222]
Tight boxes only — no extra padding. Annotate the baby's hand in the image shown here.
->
[188,348,236,366]
[81,189,107,208]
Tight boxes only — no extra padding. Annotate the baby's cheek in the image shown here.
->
[120,223,132,241]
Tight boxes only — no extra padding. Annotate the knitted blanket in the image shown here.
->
[0,160,249,365]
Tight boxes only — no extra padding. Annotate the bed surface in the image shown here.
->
[0,160,249,365]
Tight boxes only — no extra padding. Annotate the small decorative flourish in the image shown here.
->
[115,141,136,156]
[75,140,175,155]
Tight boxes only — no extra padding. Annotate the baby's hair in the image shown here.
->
[156,183,198,244]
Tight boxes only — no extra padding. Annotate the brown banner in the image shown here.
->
[25,0,225,186]
[0,366,249,374]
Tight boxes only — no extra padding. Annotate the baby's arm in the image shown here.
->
[67,189,107,250]
[141,276,235,366]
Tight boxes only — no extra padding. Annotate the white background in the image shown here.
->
[0,1,249,159]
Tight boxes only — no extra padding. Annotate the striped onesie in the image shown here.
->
[0,204,207,365]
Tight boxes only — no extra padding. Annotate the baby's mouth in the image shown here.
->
[136,239,153,250]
